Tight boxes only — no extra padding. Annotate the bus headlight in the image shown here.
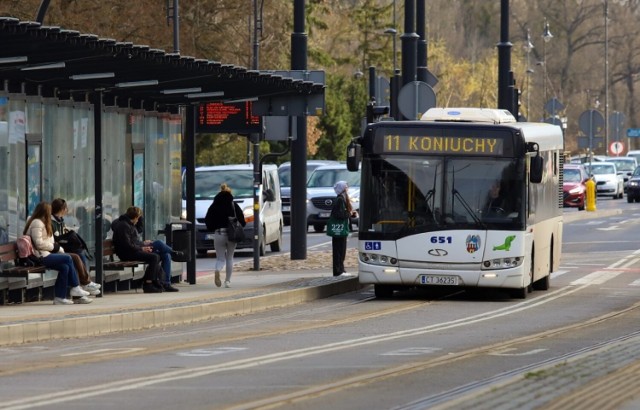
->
[360,252,398,266]
[482,256,523,270]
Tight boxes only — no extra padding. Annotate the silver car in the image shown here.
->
[306,164,361,233]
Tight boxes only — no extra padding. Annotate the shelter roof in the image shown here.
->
[0,17,323,112]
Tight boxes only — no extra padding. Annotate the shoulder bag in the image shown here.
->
[226,202,246,243]
[326,196,350,237]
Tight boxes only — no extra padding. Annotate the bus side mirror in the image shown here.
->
[530,155,543,183]
[347,141,361,172]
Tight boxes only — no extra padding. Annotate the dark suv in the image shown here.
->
[626,166,640,203]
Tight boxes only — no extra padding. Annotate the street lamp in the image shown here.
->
[523,29,534,120]
[384,0,398,74]
[384,28,398,73]
[542,19,553,120]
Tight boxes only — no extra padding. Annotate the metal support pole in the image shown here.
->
[401,0,418,87]
[497,0,512,113]
[416,0,428,83]
[604,0,610,150]
[92,92,104,293]
[252,133,261,271]
[290,0,308,260]
[172,0,180,54]
[185,104,197,284]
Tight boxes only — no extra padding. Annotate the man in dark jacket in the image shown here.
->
[111,207,174,293]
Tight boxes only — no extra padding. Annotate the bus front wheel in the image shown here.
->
[374,284,394,299]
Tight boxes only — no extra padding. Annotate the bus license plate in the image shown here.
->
[319,212,330,218]
[420,275,459,286]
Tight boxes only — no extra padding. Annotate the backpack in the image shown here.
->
[16,235,42,267]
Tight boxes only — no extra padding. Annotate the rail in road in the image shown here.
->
[3,245,640,409]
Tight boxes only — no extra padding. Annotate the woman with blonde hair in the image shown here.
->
[204,183,246,288]
[24,201,91,305]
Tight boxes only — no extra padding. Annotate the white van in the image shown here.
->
[182,164,283,256]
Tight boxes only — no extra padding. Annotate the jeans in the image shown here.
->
[151,240,173,284]
[213,230,237,282]
[43,253,80,299]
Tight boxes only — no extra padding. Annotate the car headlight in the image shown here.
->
[569,186,584,194]
[243,206,254,223]
[630,181,639,187]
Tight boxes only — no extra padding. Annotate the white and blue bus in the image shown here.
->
[347,108,564,299]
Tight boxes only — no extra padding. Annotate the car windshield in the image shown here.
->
[307,168,361,188]
[607,159,636,172]
[190,170,254,199]
[588,164,615,175]
[563,168,582,183]
[278,167,291,187]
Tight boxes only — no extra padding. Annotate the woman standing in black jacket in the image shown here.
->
[204,183,246,288]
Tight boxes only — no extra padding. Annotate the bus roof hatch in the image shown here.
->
[420,108,517,124]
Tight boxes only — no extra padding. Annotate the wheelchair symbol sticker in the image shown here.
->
[364,242,381,250]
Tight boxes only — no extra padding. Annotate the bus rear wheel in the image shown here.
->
[374,284,394,299]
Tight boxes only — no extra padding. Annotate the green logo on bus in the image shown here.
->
[493,235,516,251]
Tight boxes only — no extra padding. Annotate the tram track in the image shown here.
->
[0,282,607,409]
[227,299,640,410]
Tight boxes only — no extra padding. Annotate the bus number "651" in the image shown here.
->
[430,236,452,244]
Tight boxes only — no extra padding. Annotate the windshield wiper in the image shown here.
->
[451,189,486,228]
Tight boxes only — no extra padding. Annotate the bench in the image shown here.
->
[91,239,146,291]
[0,242,48,304]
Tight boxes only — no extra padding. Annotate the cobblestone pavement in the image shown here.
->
[234,248,359,272]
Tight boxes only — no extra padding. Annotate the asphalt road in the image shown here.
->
[2,200,640,410]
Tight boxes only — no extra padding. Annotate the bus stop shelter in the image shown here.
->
[0,17,324,288]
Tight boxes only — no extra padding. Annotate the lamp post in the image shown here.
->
[542,19,553,121]
[523,29,534,120]
[604,0,610,149]
[384,0,397,73]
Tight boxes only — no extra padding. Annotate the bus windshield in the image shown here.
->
[360,155,525,236]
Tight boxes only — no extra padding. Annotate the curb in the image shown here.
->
[0,277,362,347]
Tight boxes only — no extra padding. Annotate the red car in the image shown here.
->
[563,164,588,210]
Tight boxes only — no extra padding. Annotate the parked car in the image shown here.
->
[584,162,624,199]
[626,166,640,203]
[563,164,588,210]
[306,164,361,232]
[278,160,339,225]
[182,164,283,256]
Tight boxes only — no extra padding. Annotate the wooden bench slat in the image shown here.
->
[0,242,47,280]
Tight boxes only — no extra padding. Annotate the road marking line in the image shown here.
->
[570,271,624,285]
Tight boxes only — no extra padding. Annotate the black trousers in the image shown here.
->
[332,236,347,276]
[121,251,161,282]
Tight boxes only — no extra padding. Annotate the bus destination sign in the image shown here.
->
[379,134,504,156]
[197,101,262,133]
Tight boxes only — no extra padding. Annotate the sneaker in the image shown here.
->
[83,282,101,291]
[162,283,180,292]
[70,286,90,297]
[224,280,231,288]
[87,288,101,296]
[339,272,353,277]
[73,296,93,304]
[152,280,165,292]
[53,297,74,305]
[142,282,163,293]
[214,270,221,287]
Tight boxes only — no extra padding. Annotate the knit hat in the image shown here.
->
[333,180,348,195]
